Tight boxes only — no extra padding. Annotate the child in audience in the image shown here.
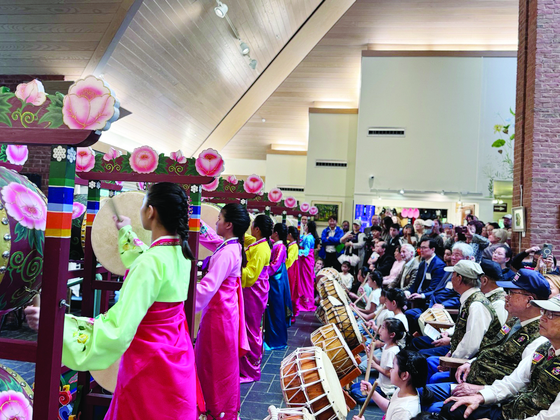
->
[340,261,354,291]
[354,350,432,420]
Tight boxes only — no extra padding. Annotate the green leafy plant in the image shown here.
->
[486,108,515,195]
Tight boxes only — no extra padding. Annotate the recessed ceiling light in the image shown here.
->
[239,41,250,55]
[261,118,266,123]
[399,189,404,194]
[214,1,228,18]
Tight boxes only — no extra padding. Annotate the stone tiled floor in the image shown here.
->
[239,311,384,420]
[0,311,384,419]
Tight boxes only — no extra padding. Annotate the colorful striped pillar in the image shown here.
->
[34,145,76,420]
[298,214,302,231]
[282,211,287,224]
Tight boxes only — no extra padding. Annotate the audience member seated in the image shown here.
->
[381,216,394,242]
[414,219,426,239]
[407,243,472,341]
[492,244,515,281]
[425,260,503,384]
[464,220,488,262]
[373,240,396,278]
[441,294,560,420]
[424,269,550,412]
[511,245,542,270]
[384,245,405,286]
[351,271,383,319]
[405,239,446,311]
[443,249,452,266]
[545,274,560,297]
[401,223,418,247]
[420,220,445,259]
[479,259,508,325]
[387,223,401,255]
[391,244,420,290]
[339,261,354,291]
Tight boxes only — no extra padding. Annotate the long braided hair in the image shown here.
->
[221,203,251,267]
[146,182,194,260]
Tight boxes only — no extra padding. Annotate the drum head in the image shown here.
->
[346,305,363,344]
[90,357,120,393]
[315,347,348,418]
[199,203,223,260]
[265,406,313,420]
[326,295,343,307]
[91,192,151,276]
[331,280,349,305]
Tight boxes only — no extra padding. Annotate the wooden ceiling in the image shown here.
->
[0,0,137,78]
[221,0,519,159]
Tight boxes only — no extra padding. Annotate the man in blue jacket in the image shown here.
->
[320,215,344,270]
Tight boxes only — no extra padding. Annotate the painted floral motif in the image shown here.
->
[0,390,32,420]
[52,146,66,162]
[195,148,224,177]
[227,175,238,185]
[75,147,96,172]
[133,238,144,248]
[240,199,247,205]
[66,147,76,163]
[201,178,219,192]
[103,147,121,162]
[190,185,199,194]
[300,202,310,212]
[284,196,297,208]
[15,79,46,106]
[309,206,318,216]
[5,145,28,166]
[129,146,158,174]
[72,202,86,220]
[243,174,264,195]
[268,188,283,203]
[1,182,47,231]
[62,75,116,130]
[88,181,97,189]
[170,150,187,164]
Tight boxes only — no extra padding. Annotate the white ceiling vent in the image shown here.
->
[315,159,348,168]
[278,185,305,193]
[367,127,406,137]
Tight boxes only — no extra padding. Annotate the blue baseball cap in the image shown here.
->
[480,259,503,281]
[496,269,551,300]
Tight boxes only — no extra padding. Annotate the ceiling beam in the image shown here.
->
[192,0,357,157]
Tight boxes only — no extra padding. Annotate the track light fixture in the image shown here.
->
[239,41,250,55]
[249,59,257,69]
[399,189,405,194]
[214,1,228,18]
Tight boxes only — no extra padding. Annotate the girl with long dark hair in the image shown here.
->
[61,183,198,419]
[286,226,301,319]
[196,202,251,418]
[297,220,318,312]
[240,214,273,383]
[264,223,293,349]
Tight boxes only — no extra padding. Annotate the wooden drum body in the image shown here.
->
[317,278,348,305]
[264,406,313,420]
[280,347,347,420]
[419,307,454,334]
[316,296,342,324]
[310,324,359,379]
[0,167,47,316]
[324,304,363,350]
[316,268,341,291]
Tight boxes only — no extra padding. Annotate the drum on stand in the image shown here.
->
[310,324,359,379]
[418,307,454,334]
[317,278,348,305]
[280,346,347,420]
[316,268,342,292]
[264,406,313,420]
[316,296,343,324]
[91,191,151,277]
[324,304,363,350]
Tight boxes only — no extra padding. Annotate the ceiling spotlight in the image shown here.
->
[261,118,266,123]
[440,190,445,195]
[214,1,228,18]
[239,41,250,55]
[249,59,257,69]
[399,189,404,194]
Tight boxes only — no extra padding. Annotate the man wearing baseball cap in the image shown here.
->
[443,287,560,420]
[425,260,503,383]
[424,269,550,412]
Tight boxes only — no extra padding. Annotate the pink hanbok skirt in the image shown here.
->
[296,254,316,312]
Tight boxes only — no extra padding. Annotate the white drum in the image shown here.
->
[280,347,347,420]
[317,278,348,305]
[310,323,359,379]
[264,406,313,420]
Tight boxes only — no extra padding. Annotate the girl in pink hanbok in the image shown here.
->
[60,183,198,419]
[286,226,300,320]
[240,214,273,383]
[196,203,251,419]
[297,220,319,312]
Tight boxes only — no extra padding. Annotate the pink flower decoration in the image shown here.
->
[1,182,47,231]
[309,206,319,216]
[76,147,96,172]
[129,146,158,174]
[115,181,123,186]
[133,238,145,247]
[401,208,408,218]
[284,196,297,208]
[15,79,46,106]
[243,174,264,195]
[0,390,32,420]
[5,145,28,165]
[413,208,420,219]
[300,202,310,212]
[227,175,238,185]
[62,75,116,130]
[195,148,224,177]
[102,147,121,161]
[72,202,86,220]
[202,178,219,192]
[170,150,187,164]
[268,188,283,203]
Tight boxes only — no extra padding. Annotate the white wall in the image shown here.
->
[264,154,307,201]
[354,55,516,221]
[305,111,358,222]
[223,158,267,177]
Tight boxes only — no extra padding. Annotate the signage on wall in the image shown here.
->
[493,203,507,212]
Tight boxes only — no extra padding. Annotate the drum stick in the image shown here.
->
[107,197,122,223]
[358,380,379,417]
[351,306,376,341]
[354,291,366,304]
[363,343,375,394]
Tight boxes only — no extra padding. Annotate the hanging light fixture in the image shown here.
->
[249,59,257,69]
[239,41,250,55]
[214,1,228,18]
